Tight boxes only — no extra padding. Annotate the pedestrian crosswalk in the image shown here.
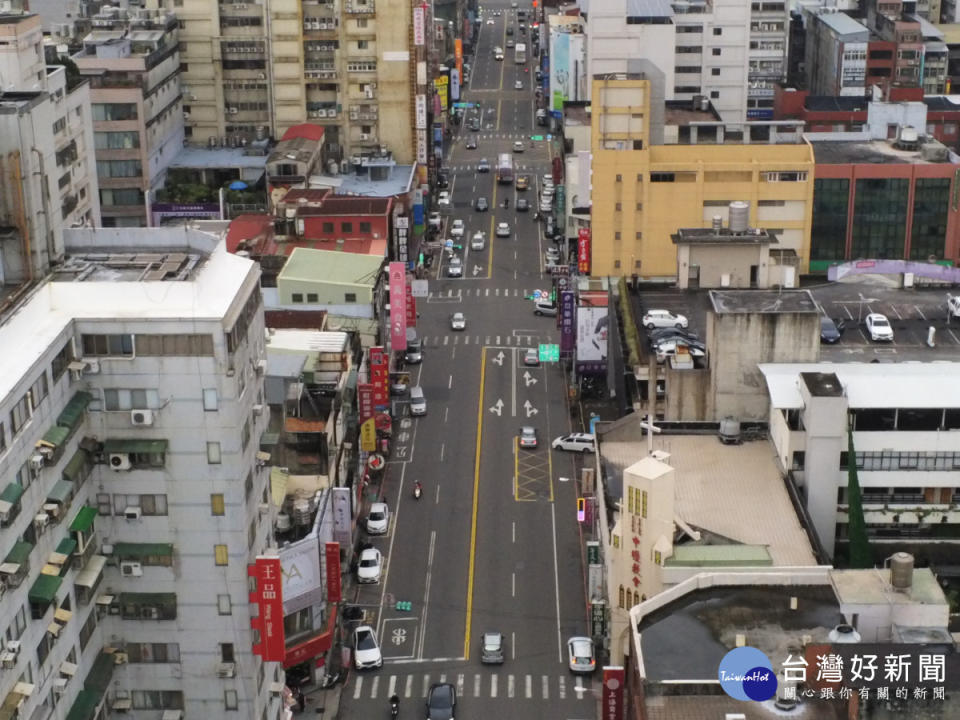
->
[427,287,548,300]
[351,671,593,702]
[419,333,552,348]
[445,161,538,173]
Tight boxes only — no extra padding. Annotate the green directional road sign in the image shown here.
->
[530,135,544,141]
[539,344,559,362]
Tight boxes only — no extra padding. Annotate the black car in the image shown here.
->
[475,197,489,211]
[648,327,700,347]
[516,197,529,211]
[470,118,481,131]
[437,173,449,189]
[465,137,478,150]
[426,683,456,720]
[820,316,846,343]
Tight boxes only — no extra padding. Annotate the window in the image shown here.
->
[97,160,143,178]
[615,232,621,240]
[215,544,229,566]
[51,341,73,382]
[104,389,160,411]
[94,131,140,150]
[211,494,225,516]
[851,178,908,259]
[92,103,138,121]
[710,91,720,98]
[344,293,357,303]
[291,293,304,303]
[10,394,32,435]
[712,48,721,56]
[306,293,319,303]
[635,232,643,240]
[125,643,180,663]
[810,178,850,262]
[100,188,144,206]
[642,490,648,518]
[203,389,219,411]
[712,68,720,76]
[225,690,239,711]
[650,173,675,182]
[322,222,334,233]
[81,334,134,357]
[135,334,214,356]
[217,594,232,615]
[765,171,807,182]
[615,203,622,211]
[713,27,722,35]
[131,691,183,710]
[113,494,168,515]
[359,222,371,233]
[0,421,6,452]
[207,442,222,464]
[220,643,235,663]
[97,493,111,516]
[615,174,622,182]
[613,260,621,269]
[341,222,353,233]
[241,418,251,450]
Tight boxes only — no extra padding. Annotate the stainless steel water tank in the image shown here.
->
[729,201,750,233]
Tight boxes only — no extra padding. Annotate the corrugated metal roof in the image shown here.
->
[278,247,383,286]
[819,12,868,36]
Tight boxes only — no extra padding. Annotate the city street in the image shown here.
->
[339,3,598,719]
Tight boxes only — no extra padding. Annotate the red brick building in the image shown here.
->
[773,85,922,132]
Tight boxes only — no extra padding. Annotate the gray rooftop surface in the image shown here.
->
[322,165,416,198]
[170,145,268,170]
[818,12,868,36]
[810,138,955,165]
[709,289,819,314]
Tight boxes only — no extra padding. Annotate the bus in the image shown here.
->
[496,153,514,184]
[515,42,526,64]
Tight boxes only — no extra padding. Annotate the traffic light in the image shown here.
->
[395,600,412,612]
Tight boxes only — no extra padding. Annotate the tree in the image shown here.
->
[845,418,872,568]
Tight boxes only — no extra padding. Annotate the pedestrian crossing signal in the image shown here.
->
[395,601,412,611]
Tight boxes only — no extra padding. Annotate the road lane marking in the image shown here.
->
[474,673,481,697]
[512,572,516,597]
[440,443,444,462]
[457,674,465,698]
[551,502,563,662]
[525,674,532,698]
[508,674,515,698]
[388,676,397,697]
[353,676,363,699]
[405,674,413,698]
[464,346,487,659]
[491,674,498,698]
[448,374,453,389]
[558,675,566,699]
[542,675,549,699]
[370,675,379,699]
[422,675,430,698]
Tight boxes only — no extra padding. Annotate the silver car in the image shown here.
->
[481,631,505,664]
[567,636,595,674]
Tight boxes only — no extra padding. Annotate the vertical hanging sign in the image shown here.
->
[369,346,389,409]
[578,228,591,275]
[389,262,407,351]
[249,556,286,662]
[413,6,425,46]
[325,542,342,603]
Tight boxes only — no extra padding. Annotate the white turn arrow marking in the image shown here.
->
[522,371,537,387]
[473,265,482,276]
[523,400,538,418]
[492,351,505,366]
[489,399,504,416]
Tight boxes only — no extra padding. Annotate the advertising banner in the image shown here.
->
[358,383,374,424]
[417,129,428,165]
[389,262,407,352]
[415,94,427,129]
[576,306,609,363]
[249,556,285,661]
[413,6,425,46]
[577,228,591,275]
[325,542,342,603]
[450,69,461,103]
[433,76,449,111]
[602,666,625,720]
[369,346,389,409]
[405,281,416,327]
[550,32,570,112]
[280,538,323,616]
[331,486,352,548]
[455,39,463,79]
[360,417,376,452]
[560,290,576,352]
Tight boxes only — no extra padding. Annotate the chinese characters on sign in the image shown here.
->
[369,346,389,410]
[578,228,591,275]
[325,542,342,603]
[560,290,576,352]
[358,383,374,424]
[415,94,427,130]
[249,556,285,662]
[413,6,425,46]
[602,666,624,720]
[405,280,417,327]
[389,262,407,350]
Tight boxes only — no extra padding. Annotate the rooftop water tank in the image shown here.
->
[729,201,750,233]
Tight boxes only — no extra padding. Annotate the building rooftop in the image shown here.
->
[226,214,275,255]
[313,164,416,198]
[760,362,960,409]
[809,138,957,165]
[709,289,820,314]
[598,430,817,566]
[672,227,778,245]
[664,544,773,567]
[281,123,325,143]
[923,94,960,111]
[268,136,319,166]
[579,0,674,16]
[169,145,269,171]
[309,196,391,215]
[265,329,349,354]
[799,371,843,398]
[664,100,722,126]
[830,567,947,608]
[278,248,383,287]
[819,11,868,36]
[804,95,871,113]
[562,103,591,126]
[49,249,204,282]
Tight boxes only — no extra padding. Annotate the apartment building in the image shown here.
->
[0,227,283,720]
[761,364,960,561]
[804,12,869,96]
[587,73,814,280]
[73,6,184,227]
[162,0,415,163]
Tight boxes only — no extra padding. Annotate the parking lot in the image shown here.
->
[633,279,960,362]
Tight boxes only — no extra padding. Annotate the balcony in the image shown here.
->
[349,105,378,121]
[345,0,375,13]
[303,16,338,34]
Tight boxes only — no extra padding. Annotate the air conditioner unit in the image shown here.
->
[81,359,100,375]
[34,513,50,531]
[124,506,142,521]
[252,404,264,416]
[53,678,68,696]
[229,107,239,115]
[360,133,370,140]
[114,652,129,665]
[269,681,284,696]
[44,503,62,520]
[130,409,154,426]
[110,453,131,471]
[258,72,266,80]
[217,662,236,678]
[0,652,15,669]
[365,89,374,98]
[120,561,142,577]
[183,112,191,120]
[257,502,270,516]
[255,358,267,374]
[30,454,45,471]
[6,641,21,655]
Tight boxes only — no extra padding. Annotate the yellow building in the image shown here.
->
[151,0,415,162]
[589,74,815,281]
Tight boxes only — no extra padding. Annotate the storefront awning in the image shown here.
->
[40,424,70,448]
[0,689,26,720]
[46,479,73,505]
[55,537,78,557]
[64,689,101,720]
[75,556,106,589]
[113,542,173,558]
[102,438,168,454]
[56,392,92,430]
[4,540,32,566]
[69,506,97,533]
[63,449,91,483]
[84,652,115,694]
[28,573,63,605]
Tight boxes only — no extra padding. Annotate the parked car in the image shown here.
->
[567,636,596,674]
[426,683,457,720]
[865,313,894,342]
[437,172,449,189]
[655,339,706,364]
[428,212,442,230]
[450,219,465,238]
[545,247,561,262]
[523,347,540,366]
[506,39,515,48]
[552,433,595,453]
[353,626,383,669]
[470,117,481,131]
[539,198,553,213]
[647,327,699,347]
[516,197,530,212]
[949,295,960,318]
[365,502,389,535]
[534,301,557,316]
[405,338,423,365]
[481,631,505,664]
[513,141,524,153]
[820,316,845,343]
[514,79,523,89]
[496,222,511,238]
[478,158,491,172]
[642,309,688,329]
[475,197,489,211]
[450,312,466,331]
[519,426,538,448]
[356,547,382,583]
[447,256,463,278]
[438,191,451,207]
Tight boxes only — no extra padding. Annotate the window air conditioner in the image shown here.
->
[30,454,45,471]
[255,359,267,374]
[44,503,62,521]
[113,652,129,665]
[120,561,143,577]
[0,652,16,669]
[130,409,154,426]
[252,404,264,416]
[110,453,132,471]
[53,678,68,696]
[229,107,239,114]
[6,641,21,655]
[124,506,142,521]
[217,662,236,678]
[258,502,270,516]
[34,513,50,532]
[360,133,370,140]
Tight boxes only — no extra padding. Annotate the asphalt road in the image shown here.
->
[339,3,598,719]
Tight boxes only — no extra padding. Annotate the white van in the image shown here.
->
[409,386,427,416]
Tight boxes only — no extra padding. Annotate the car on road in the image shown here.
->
[534,301,557,316]
[516,176,529,190]
[469,118,481,131]
[426,683,457,720]
[545,246,561,262]
[655,338,706,364]
[478,158,491,172]
[428,211,442,230]
[450,312,466,331]
[949,295,960,318]
[474,197,489,211]
[567,636,596,674]
[514,79,523,90]
[552,433,595,453]
[353,626,383,669]
[450,219,465,238]
[820,316,845,343]
[519,426,538,448]
[506,26,514,36]
[642,309,688,329]
[495,50,504,60]
[390,375,408,396]
[516,197,529,212]
[465,137,478,149]
[365,502,389,535]
[447,256,463,278]
[506,39,515,48]
[356,547,382,583]
[438,191,451,207]
[486,18,494,24]
[481,631,505,664]
[405,338,423,365]
[865,313,894,341]
[513,141,524,153]
[470,231,485,250]
[496,222,511,238]
[539,199,552,213]
[523,347,540,366]
[437,172,449,189]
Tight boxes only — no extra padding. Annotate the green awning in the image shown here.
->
[56,537,78,556]
[0,482,24,505]
[63,449,91,483]
[28,573,63,604]
[41,424,71,448]
[69,506,97,533]
[114,542,173,558]
[64,689,101,720]
[46,479,73,504]
[119,591,177,605]
[102,438,168,454]
[57,391,92,430]
[84,652,114,694]
[5,540,33,565]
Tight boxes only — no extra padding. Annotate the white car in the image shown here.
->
[567,636,596,674]
[365,502,389,535]
[514,80,523,90]
[438,191,451,207]
[356,547,382,584]
[552,433,595,453]
[471,231,485,250]
[450,312,466,331]
[496,222,511,238]
[642,309,688,330]
[447,256,463,278]
[513,140,525,153]
[865,313,894,342]
[353,625,383,669]
[428,211,442,230]
[486,18,495,24]
[655,339,706,363]
[451,219,465,238]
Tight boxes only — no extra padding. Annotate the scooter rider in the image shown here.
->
[389,694,400,718]
[414,481,423,499]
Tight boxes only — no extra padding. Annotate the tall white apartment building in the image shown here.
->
[581,0,789,122]
[0,228,283,720]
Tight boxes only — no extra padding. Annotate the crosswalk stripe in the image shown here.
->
[496,335,501,344]
[457,674,465,697]
[465,335,470,345]
[473,673,481,697]
[486,288,490,296]
[422,675,430,698]
[444,336,449,345]
[508,674,515,699]
[439,673,447,685]
[454,335,459,344]
[491,674,498,698]
[558,675,566,699]
[370,675,380,699]
[388,676,397,697]
[405,675,414,698]
[353,676,363,699]
[525,674,532,699]
[542,675,549,699]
